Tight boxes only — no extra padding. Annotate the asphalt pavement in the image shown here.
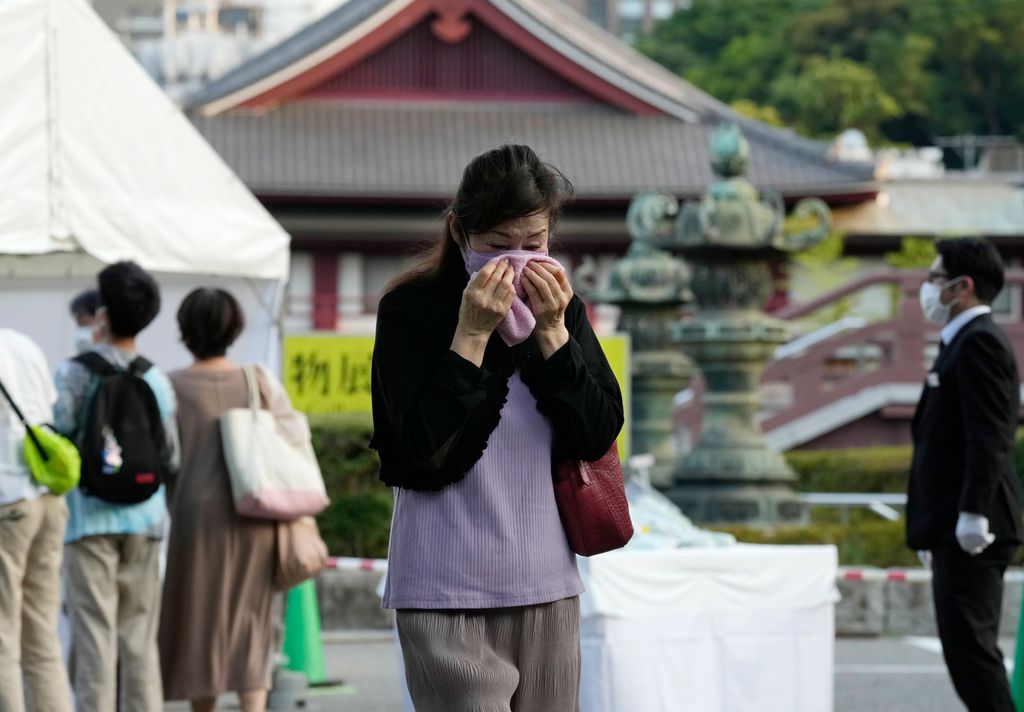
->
[167,632,1013,711]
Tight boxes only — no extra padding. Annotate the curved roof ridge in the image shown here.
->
[185,0,398,112]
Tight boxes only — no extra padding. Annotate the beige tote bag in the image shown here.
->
[219,366,328,521]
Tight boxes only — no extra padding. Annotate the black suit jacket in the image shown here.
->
[907,313,1023,549]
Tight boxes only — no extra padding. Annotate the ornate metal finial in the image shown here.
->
[641,122,831,253]
[574,193,690,306]
[772,197,831,252]
[625,193,679,243]
[709,123,749,178]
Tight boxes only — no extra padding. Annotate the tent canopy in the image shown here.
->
[0,0,289,281]
[0,0,291,370]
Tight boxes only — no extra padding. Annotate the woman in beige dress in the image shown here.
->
[158,288,310,712]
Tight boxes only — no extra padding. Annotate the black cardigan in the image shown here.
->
[369,276,624,491]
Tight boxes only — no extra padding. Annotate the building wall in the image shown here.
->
[285,246,621,335]
[797,413,914,451]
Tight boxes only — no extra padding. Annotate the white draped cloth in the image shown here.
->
[579,545,839,712]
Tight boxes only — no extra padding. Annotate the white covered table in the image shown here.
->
[579,545,839,712]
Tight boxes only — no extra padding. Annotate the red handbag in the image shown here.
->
[553,442,634,556]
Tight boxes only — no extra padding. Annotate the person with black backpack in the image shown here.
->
[54,261,179,712]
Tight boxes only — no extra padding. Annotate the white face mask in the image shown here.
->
[919,277,963,325]
[74,326,94,353]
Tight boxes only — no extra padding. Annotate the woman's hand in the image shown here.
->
[522,261,571,358]
[451,258,515,366]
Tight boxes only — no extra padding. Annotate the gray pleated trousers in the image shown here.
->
[396,596,581,712]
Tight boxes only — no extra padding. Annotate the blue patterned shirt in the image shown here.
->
[54,345,179,544]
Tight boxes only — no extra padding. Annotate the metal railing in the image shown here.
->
[797,492,907,522]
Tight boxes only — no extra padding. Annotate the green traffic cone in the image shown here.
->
[282,579,327,685]
[1013,595,1024,711]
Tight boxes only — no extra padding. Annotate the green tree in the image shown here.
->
[636,0,821,108]
[786,0,917,62]
[911,0,1024,137]
[866,33,936,118]
[730,99,785,127]
[884,236,937,270]
[770,56,903,140]
[637,0,1024,146]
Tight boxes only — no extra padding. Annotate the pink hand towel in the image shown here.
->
[466,251,564,347]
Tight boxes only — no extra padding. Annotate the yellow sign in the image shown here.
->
[283,333,631,456]
[598,334,631,458]
[284,335,375,414]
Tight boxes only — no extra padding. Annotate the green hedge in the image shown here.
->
[785,434,1024,494]
[715,520,919,568]
[785,446,911,493]
[309,413,391,559]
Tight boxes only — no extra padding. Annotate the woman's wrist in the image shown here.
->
[451,328,490,367]
[533,325,569,359]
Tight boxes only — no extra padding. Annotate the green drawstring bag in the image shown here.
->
[0,379,81,495]
[22,424,81,495]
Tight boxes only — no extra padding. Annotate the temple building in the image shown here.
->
[185,0,877,334]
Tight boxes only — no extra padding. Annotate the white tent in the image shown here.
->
[0,0,290,372]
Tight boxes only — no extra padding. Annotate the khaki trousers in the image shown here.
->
[65,534,162,712]
[0,494,72,712]
[397,596,581,712]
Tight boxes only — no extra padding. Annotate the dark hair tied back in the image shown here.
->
[386,144,573,292]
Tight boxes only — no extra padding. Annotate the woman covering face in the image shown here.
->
[370,144,624,711]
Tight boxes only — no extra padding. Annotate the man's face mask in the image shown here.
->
[919,276,965,326]
[74,325,94,353]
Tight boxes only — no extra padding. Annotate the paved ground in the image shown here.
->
[168,633,1016,710]
[834,636,1015,712]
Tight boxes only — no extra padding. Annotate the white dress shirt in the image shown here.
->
[940,305,991,345]
[0,329,57,506]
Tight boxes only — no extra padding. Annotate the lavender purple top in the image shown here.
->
[382,370,583,609]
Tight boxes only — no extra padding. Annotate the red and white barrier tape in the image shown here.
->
[322,559,1024,582]
[324,556,388,573]
[839,567,1024,583]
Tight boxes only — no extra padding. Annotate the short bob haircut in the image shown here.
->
[177,288,245,360]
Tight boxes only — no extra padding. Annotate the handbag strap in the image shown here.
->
[241,366,261,416]
[0,377,48,462]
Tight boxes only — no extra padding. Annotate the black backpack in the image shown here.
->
[73,352,169,504]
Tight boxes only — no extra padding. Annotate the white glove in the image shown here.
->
[955,512,995,555]
[917,550,931,569]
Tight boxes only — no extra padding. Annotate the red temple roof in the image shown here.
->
[187,0,876,202]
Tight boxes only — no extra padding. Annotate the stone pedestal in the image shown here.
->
[632,350,694,488]
[668,308,804,524]
[577,228,694,487]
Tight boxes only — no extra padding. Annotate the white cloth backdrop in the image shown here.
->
[579,545,839,712]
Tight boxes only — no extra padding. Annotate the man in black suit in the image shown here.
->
[908,236,1022,712]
